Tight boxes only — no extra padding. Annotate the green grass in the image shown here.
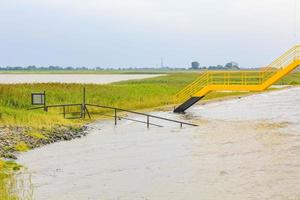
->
[0,73,198,127]
[0,72,299,128]
[277,71,300,85]
[14,142,30,152]
[27,131,48,139]
[0,159,21,200]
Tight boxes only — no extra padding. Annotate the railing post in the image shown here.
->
[242,72,244,85]
[228,73,230,85]
[114,108,117,125]
[43,91,47,112]
[147,115,149,128]
[180,123,183,128]
[260,71,262,84]
[82,87,86,119]
[206,73,209,84]
[63,105,66,118]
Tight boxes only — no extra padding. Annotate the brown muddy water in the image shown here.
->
[18,87,300,200]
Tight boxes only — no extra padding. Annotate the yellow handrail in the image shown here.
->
[174,45,300,104]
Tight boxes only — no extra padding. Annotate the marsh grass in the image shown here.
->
[0,72,299,128]
[0,160,25,200]
[277,71,300,85]
[14,142,30,152]
[0,73,198,127]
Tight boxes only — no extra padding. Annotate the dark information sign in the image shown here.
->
[31,92,45,105]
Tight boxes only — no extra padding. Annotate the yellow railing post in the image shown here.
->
[228,72,230,85]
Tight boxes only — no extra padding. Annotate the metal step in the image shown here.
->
[173,96,204,113]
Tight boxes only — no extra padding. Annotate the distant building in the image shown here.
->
[191,62,200,70]
[225,61,239,69]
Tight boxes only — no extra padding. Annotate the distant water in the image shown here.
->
[0,74,163,84]
[18,87,300,200]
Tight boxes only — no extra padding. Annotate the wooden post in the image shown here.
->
[180,123,183,128]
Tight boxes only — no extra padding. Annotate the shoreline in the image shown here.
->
[0,125,88,160]
[150,85,296,112]
[0,85,297,161]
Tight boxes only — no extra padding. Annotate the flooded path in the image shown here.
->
[0,74,162,84]
[18,87,300,200]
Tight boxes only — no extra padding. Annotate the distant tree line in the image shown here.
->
[189,61,240,70]
[0,65,187,71]
[0,65,91,71]
[0,62,241,71]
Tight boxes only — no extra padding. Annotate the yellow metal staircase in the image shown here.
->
[174,45,300,113]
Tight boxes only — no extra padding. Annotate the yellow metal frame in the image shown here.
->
[174,45,300,103]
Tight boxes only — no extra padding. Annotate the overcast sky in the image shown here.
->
[0,0,299,68]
